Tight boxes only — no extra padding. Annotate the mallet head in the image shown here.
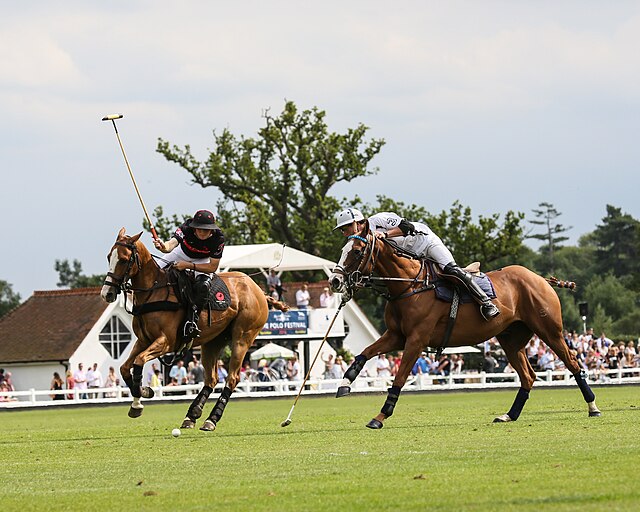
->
[102,114,124,121]
[280,418,292,428]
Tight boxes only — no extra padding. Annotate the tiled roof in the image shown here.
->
[0,288,109,363]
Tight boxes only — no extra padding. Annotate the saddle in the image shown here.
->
[169,269,231,312]
[428,261,497,303]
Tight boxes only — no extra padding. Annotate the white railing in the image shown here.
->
[1,367,639,409]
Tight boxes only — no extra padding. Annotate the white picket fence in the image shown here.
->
[1,367,639,409]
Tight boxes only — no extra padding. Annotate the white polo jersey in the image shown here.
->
[367,212,454,268]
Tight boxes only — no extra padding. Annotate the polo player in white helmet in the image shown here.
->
[334,208,500,320]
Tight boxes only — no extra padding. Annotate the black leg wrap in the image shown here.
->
[506,387,530,421]
[208,386,233,424]
[344,354,367,383]
[574,371,596,403]
[381,386,402,417]
[187,385,214,420]
[130,364,143,398]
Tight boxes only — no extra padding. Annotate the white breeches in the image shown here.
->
[389,222,454,269]
[162,246,211,276]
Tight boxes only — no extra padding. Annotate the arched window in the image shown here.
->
[99,316,132,359]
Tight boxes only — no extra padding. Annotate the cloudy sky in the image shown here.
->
[1,1,639,298]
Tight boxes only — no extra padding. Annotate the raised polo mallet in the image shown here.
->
[101,114,159,241]
[281,302,345,427]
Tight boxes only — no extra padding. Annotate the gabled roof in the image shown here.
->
[0,288,108,364]
[220,243,335,272]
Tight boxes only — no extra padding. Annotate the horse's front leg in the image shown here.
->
[366,337,424,429]
[120,336,168,418]
[200,330,255,432]
[336,329,405,398]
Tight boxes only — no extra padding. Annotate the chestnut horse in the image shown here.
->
[330,224,601,429]
[100,228,287,431]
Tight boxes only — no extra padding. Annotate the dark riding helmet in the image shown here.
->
[188,210,217,230]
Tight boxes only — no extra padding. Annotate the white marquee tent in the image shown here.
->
[219,243,380,377]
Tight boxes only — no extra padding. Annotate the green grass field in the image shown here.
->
[1,386,638,511]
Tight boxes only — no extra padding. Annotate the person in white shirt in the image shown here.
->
[73,363,88,399]
[334,208,499,320]
[376,354,391,378]
[295,283,311,309]
[319,287,335,308]
[87,362,103,399]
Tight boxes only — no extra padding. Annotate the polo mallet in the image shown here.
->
[101,114,159,241]
[281,301,346,427]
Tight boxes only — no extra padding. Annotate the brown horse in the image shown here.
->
[329,225,601,429]
[100,228,287,431]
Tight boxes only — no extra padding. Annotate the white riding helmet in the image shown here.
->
[334,208,365,230]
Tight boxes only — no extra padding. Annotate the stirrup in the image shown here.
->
[183,320,201,338]
[480,303,500,320]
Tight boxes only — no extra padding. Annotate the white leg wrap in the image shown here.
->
[340,378,351,387]
[588,401,600,413]
[131,397,144,410]
[494,413,512,423]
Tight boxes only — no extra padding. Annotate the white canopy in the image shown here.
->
[250,342,295,361]
[219,243,335,273]
[443,345,482,354]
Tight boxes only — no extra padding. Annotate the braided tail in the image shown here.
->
[546,276,577,291]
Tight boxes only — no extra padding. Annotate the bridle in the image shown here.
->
[332,231,379,300]
[103,241,141,296]
[333,230,434,301]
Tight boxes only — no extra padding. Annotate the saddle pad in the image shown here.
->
[208,274,231,311]
[434,273,497,304]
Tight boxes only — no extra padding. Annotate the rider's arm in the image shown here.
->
[189,257,220,274]
[154,237,179,253]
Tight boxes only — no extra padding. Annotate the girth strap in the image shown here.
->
[132,301,183,316]
[435,288,460,359]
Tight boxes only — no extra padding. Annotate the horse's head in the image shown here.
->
[330,224,377,300]
[101,227,143,303]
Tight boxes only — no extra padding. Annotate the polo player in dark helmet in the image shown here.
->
[154,209,225,336]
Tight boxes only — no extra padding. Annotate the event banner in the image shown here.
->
[260,310,308,336]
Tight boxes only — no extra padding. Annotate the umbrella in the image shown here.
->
[250,342,295,361]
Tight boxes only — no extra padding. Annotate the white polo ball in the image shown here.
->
[171,428,181,438]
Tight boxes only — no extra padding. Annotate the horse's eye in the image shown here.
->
[354,250,362,258]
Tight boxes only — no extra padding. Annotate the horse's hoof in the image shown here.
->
[366,418,384,429]
[199,420,216,432]
[589,411,602,417]
[181,419,196,429]
[336,386,351,398]
[141,387,155,399]
[493,414,513,423]
[128,407,143,418]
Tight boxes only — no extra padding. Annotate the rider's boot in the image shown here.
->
[184,273,213,339]
[442,263,500,320]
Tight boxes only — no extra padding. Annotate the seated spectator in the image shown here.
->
[412,352,430,375]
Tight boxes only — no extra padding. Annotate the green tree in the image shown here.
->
[527,202,571,274]
[583,273,639,336]
[0,280,21,318]
[156,101,385,259]
[589,205,640,290]
[55,260,105,289]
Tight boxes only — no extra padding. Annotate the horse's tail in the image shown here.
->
[266,296,291,312]
[546,276,577,291]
